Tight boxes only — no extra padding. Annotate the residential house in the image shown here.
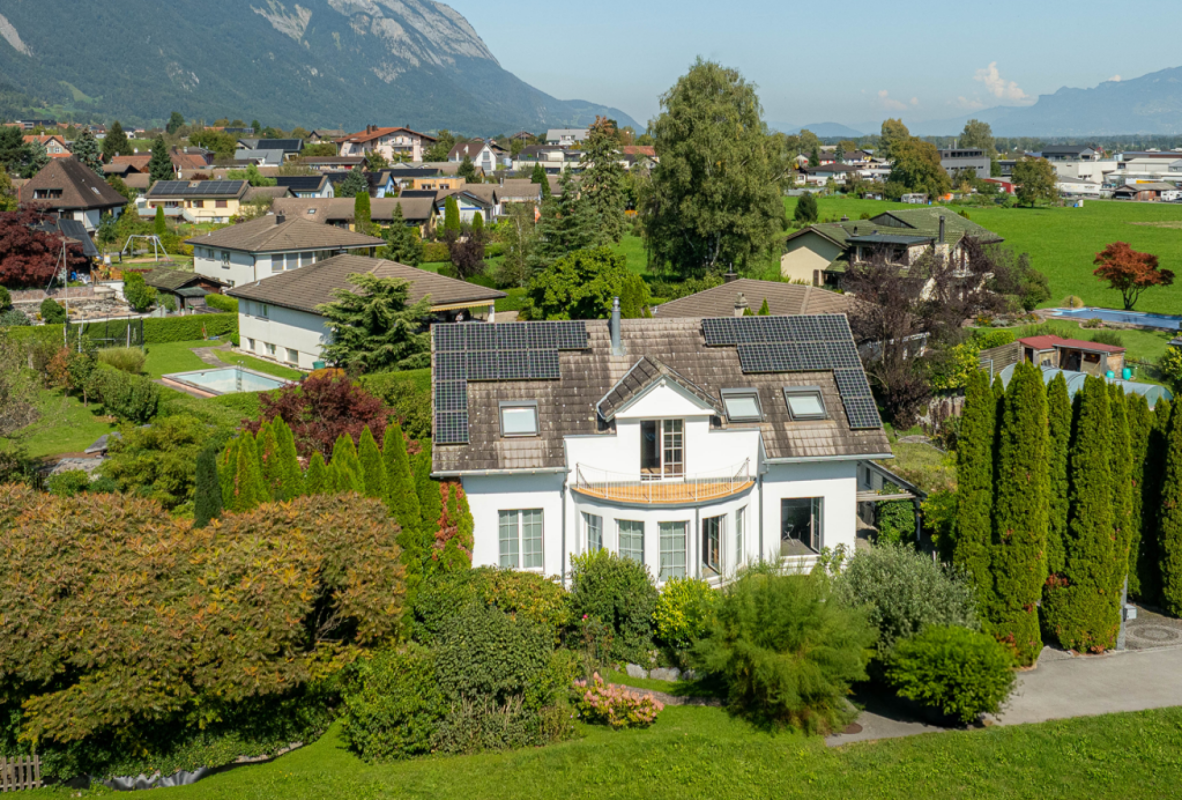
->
[298,156,366,172]
[24,135,70,158]
[546,128,589,147]
[939,148,991,179]
[795,163,859,187]
[653,278,852,319]
[12,119,57,131]
[307,129,347,144]
[237,139,304,161]
[393,161,462,175]
[273,175,335,199]
[508,131,536,143]
[141,267,229,312]
[186,213,383,288]
[437,184,499,224]
[781,207,1003,287]
[234,149,286,168]
[388,168,465,193]
[1040,145,1100,162]
[900,193,929,204]
[1056,176,1105,199]
[228,255,505,369]
[430,312,891,583]
[1111,182,1182,202]
[18,157,126,234]
[338,126,438,163]
[243,185,295,204]
[449,140,511,174]
[143,180,249,224]
[497,178,542,207]
[271,197,438,237]
[514,145,582,174]
[367,171,397,198]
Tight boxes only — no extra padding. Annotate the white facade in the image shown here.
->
[237,301,327,370]
[193,248,344,289]
[459,381,867,585]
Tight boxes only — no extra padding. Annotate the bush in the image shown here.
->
[359,369,432,442]
[875,495,916,545]
[98,347,147,374]
[413,566,571,645]
[887,625,1016,724]
[159,294,178,313]
[569,550,659,665]
[653,576,716,651]
[1160,347,1182,393]
[0,286,9,310]
[101,415,221,509]
[422,241,450,263]
[571,673,663,728]
[204,293,238,313]
[86,368,160,423]
[836,543,979,658]
[1062,295,1085,309]
[246,373,393,459]
[123,272,157,312]
[46,470,93,498]
[1090,330,1124,348]
[341,645,447,761]
[40,297,66,324]
[0,309,30,327]
[693,567,875,732]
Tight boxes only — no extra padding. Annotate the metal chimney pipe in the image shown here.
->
[610,297,622,355]
[939,215,946,244]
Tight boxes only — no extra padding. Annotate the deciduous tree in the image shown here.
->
[1011,157,1057,207]
[959,119,995,155]
[1092,242,1175,311]
[166,112,185,135]
[248,373,393,459]
[879,118,910,160]
[886,138,951,200]
[522,247,650,321]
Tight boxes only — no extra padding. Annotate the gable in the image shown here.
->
[612,381,719,420]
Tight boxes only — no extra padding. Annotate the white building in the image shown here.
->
[185,214,384,289]
[227,255,505,370]
[338,126,438,163]
[431,312,893,585]
[546,128,589,147]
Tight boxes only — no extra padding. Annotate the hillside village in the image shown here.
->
[4,62,1182,799]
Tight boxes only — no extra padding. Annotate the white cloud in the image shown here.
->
[877,89,908,111]
[974,62,1032,104]
[954,96,986,110]
[1109,74,1122,82]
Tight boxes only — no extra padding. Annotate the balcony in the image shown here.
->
[573,460,753,506]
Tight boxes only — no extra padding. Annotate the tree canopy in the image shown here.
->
[879,119,911,160]
[101,121,134,161]
[885,138,951,201]
[579,117,627,244]
[522,246,650,321]
[1092,242,1175,310]
[147,135,173,184]
[1012,157,1057,207]
[318,274,432,373]
[959,119,995,155]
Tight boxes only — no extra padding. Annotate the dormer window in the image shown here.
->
[500,402,538,437]
[783,387,828,421]
[721,389,762,422]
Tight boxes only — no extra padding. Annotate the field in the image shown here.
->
[34,706,1182,800]
[786,197,1182,315]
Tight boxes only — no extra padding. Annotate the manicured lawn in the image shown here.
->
[45,706,1182,799]
[215,350,304,380]
[141,340,213,379]
[787,196,1182,315]
[8,389,117,458]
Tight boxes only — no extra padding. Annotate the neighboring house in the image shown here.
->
[338,126,438,163]
[1056,176,1105,199]
[546,128,589,147]
[1040,145,1100,162]
[141,267,229,312]
[939,148,991,179]
[389,170,464,192]
[243,185,294,204]
[653,278,852,319]
[981,178,1017,195]
[307,130,347,145]
[298,156,366,172]
[430,313,891,583]
[24,135,70,158]
[795,163,858,187]
[393,161,462,175]
[234,149,286,167]
[271,197,438,237]
[900,193,929,204]
[273,175,335,199]
[514,145,582,174]
[449,140,511,174]
[367,171,397,198]
[781,207,1003,287]
[437,185,498,224]
[144,180,249,224]
[1111,182,1182,202]
[497,178,542,207]
[237,139,304,159]
[186,213,383,288]
[18,157,126,235]
[228,255,505,369]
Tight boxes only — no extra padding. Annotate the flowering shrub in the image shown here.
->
[571,673,663,729]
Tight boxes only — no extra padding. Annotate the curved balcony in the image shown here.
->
[573,460,753,506]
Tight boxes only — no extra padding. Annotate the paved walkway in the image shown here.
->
[192,344,232,367]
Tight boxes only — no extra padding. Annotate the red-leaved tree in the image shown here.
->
[246,373,394,458]
[1093,241,1175,310]
[0,208,89,288]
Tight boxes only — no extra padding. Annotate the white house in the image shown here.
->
[449,140,511,174]
[431,311,893,585]
[17,157,126,235]
[338,126,438,163]
[273,175,335,199]
[185,214,384,289]
[228,255,505,370]
[546,128,589,147]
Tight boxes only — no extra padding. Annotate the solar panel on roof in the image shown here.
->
[435,412,469,445]
[842,397,883,430]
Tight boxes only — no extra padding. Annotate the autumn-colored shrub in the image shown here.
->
[247,373,393,458]
[571,673,663,728]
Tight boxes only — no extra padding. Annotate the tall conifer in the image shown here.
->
[1046,373,1072,576]
[1140,399,1173,604]
[219,438,239,510]
[383,427,422,531]
[194,446,223,528]
[414,445,443,532]
[358,426,386,499]
[1126,394,1154,599]
[305,452,328,495]
[990,361,1049,664]
[1109,387,1134,613]
[258,420,282,501]
[954,368,995,595]
[232,433,268,511]
[1158,403,1182,615]
[331,433,364,494]
[271,419,304,499]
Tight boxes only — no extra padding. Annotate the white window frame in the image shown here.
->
[617,519,644,564]
[265,342,276,356]
[499,509,544,570]
[286,348,299,365]
[583,512,603,552]
[499,401,539,437]
[735,506,746,570]
[702,514,725,577]
[659,521,687,581]
[640,419,685,480]
[783,387,828,421]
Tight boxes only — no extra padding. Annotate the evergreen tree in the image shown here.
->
[258,420,282,501]
[219,438,239,509]
[437,483,475,572]
[444,196,461,234]
[414,444,443,532]
[305,451,328,495]
[147,135,173,185]
[808,145,821,168]
[102,121,133,161]
[338,169,369,199]
[1139,399,1172,604]
[1126,394,1154,598]
[381,203,421,266]
[757,298,771,316]
[193,446,223,528]
[532,167,598,269]
[72,130,103,173]
[530,162,547,184]
[231,433,268,512]
[579,117,628,244]
[24,139,48,178]
[1109,387,1134,612]
[539,172,552,199]
[355,191,373,235]
[155,206,166,237]
[358,426,387,499]
[458,154,479,183]
[166,112,186,136]
[472,211,484,238]
[955,369,995,595]
[1046,372,1072,575]
[331,433,364,494]
[319,273,432,373]
[1159,403,1182,615]
[989,361,1049,664]
[1045,377,1117,652]
[383,426,422,531]
[794,191,818,225]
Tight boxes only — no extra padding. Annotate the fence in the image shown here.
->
[0,756,42,792]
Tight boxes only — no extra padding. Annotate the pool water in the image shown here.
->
[165,367,289,395]
[1054,307,1182,331]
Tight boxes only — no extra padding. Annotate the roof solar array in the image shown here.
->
[152,180,246,196]
[702,316,882,430]
[434,322,589,445]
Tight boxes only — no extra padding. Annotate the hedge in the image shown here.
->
[204,294,239,313]
[422,242,450,263]
[9,313,238,349]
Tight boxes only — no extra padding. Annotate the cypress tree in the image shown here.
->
[1126,394,1154,599]
[231,433,268,512]
[305,452,328,495]
[355,191,372,235]
[154,206,166,237]
[219,438,239,510]
[358,426,386,499]
[331,433,364,494]
[757,298,771,316]
[414,445,443,532]
[530,162,546,184]
[472,211,484,238]
[954,368,995,596]
[1109,387,1134,612]
[1046,372,1072,576]
[271,418,304,500]
[989,361,1049,665]
[438,483,475,572]
[258,420,282,501]
[1159,404,1182,615]
[1045,377,1116,652]
[383,426,422,531]
[1140,399,1172,604]
[444,196,461,234]
[193,446,223,528]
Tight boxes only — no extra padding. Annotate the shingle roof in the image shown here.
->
[498,178,541,201]
[244,185,293,202]
[654,279,852,319]
[227,254,504,314]
[341,127,437,145]
[19,157,127,211]
[271,197,437,224]
[238,138,303,153]
[184,215,383,253]
[785,206,1003,252]
[596,357,724,421]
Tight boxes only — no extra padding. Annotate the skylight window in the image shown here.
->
[500,402,539,437]
[783,387,828,421]
[721,389,762,422]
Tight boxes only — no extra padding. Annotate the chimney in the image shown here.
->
[939,215,946,244]
[275,214,286,224]
[724,265,739,283]
[734,292,749,318]
[610,297,623,355]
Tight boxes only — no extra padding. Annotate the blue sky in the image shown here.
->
[455,0,1182,133]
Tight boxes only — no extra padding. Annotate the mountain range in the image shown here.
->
[0,0,637,135]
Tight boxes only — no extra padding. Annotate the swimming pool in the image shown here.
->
[1054,307,1182,331]
[164,367,290,395]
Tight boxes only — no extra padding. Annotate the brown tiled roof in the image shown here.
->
[110,155,152,172]
[498,178,541,201]
[654,279,852,319]
[123,174,152,191]
[341,126,438,145]
[184,215,383,253]
[19,157,127,211]
[272,197,436,224]
[433,318,891,474]
[227,254,504,314]
[622,145,657,157]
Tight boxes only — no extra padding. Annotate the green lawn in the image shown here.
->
[8,389,117,458]
[215,350,304,380]
[787,196,1182,316]
[42,706,1182,799]
[142,340,214,379]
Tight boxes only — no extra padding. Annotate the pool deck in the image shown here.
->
[1052,307,1182,332]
